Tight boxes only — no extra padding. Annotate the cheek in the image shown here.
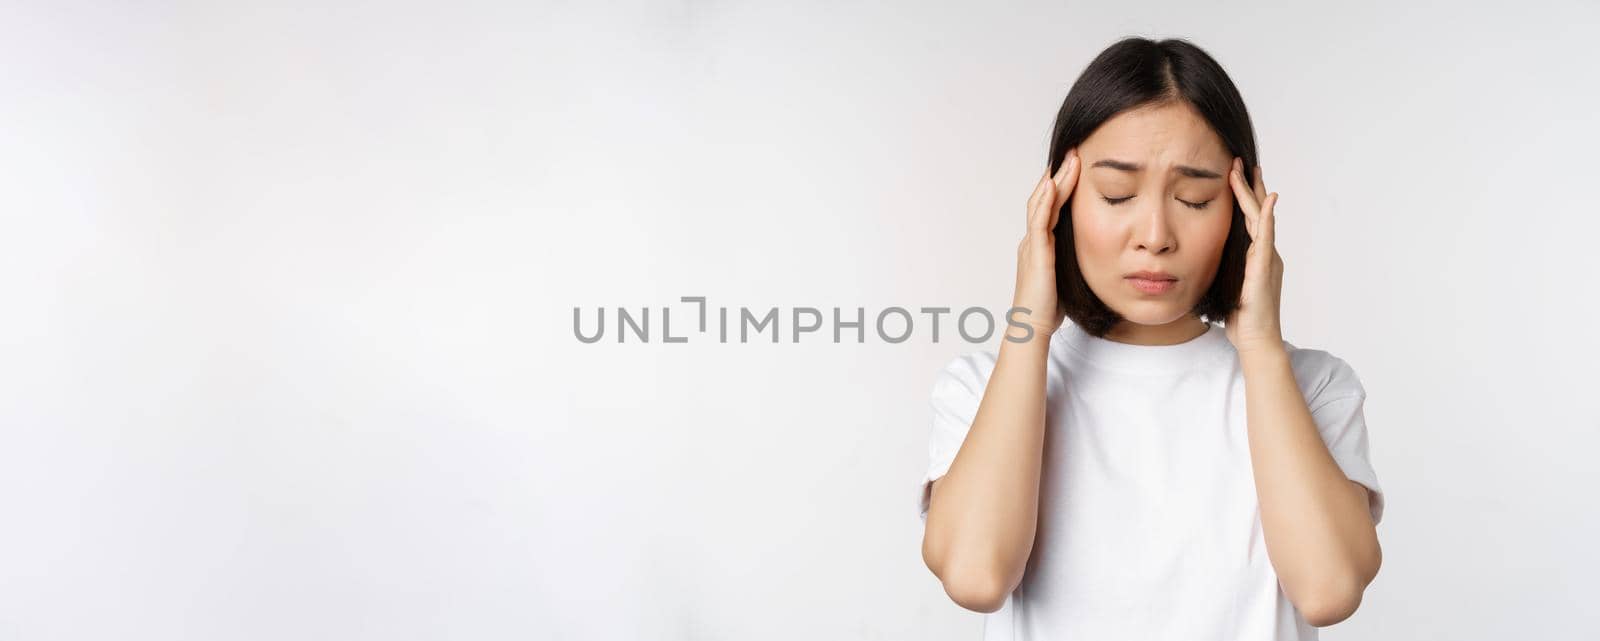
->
[1187,210,1233,247]
[1069,202,1124,276]
[1175,211,1234,279]
[1069,203,1107,247]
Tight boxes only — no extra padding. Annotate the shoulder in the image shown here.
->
[932,349,1000,397]
[1281,340,1367,407]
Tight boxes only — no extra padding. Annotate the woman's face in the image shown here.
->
[1068,101,1236,329]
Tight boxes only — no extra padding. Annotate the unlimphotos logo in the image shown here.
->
[573,296,1048,344]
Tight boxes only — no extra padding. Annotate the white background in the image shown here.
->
[3,1,1597,639]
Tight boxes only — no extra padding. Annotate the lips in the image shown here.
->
[1124,270,1178,295]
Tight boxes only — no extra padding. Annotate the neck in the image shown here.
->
[1104,315,1210,346]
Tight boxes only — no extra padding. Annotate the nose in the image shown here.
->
[1134,205,1177,255]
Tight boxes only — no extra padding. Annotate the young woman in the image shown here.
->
[917,37,1384,640]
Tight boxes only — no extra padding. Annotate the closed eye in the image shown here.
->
[1101,195,1213,210]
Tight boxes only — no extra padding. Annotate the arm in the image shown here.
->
[1240,345,1383,627]
[1223,160,1381,626]
[921,337,1051,613]
[920,148,1080,613]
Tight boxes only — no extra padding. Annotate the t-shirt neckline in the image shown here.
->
[1055,320,1234,374]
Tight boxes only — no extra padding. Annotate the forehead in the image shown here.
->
[1079,102,1228,163]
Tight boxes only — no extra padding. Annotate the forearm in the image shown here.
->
[922,336,1051,608]
[1240,345,1381,625]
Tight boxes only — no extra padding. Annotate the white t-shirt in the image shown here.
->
[917,320,1384,640]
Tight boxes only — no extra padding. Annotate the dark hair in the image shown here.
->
[1046,37,1258,338]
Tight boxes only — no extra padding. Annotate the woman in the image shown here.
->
[917,37,1384,640]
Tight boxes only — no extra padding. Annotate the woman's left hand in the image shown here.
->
[1224,157,1285,354]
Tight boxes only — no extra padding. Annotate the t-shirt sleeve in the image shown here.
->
[917,353,993,524]
[1306,357,1386,526]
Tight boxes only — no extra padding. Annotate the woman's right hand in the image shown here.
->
[1011,147,1080,341]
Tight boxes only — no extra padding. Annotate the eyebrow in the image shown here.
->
[1090,158,1224,179]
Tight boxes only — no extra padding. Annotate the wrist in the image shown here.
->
[1237,342,1290,366]
[1004,304,1060,342]
[999,326,1055,356]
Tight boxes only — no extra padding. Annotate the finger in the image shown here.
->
[1026,170,1051,230]
[1260,192,1277,251]
[1029,171,1057,234]
[1230,159,1261,239]
[1230,158,1259,210]
[1049,148,1079,230]
[1248,165,1266,239]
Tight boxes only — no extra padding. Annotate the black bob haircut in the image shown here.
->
[1046,37,1259,339]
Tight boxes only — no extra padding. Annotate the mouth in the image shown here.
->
[1124,271,1178,294]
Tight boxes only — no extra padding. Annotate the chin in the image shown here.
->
[1108,299,1195,326]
